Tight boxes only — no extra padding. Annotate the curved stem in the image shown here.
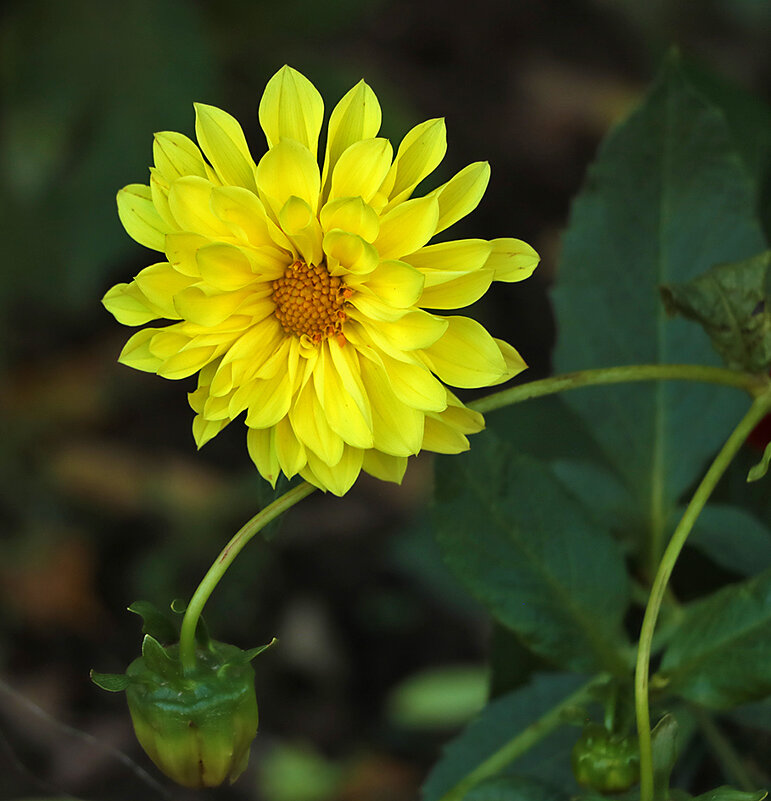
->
[436,675,608,801]
[471,364,765,415]
[635,393,771,801]
[179,481,317,673]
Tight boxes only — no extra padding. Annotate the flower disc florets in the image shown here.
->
[103,65,540,495]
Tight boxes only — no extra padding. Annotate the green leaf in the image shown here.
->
[127,600,178,644]
[660,568,771,708]
[691,788,768,801]
[422,674,587,800]
[140,634,179,680]
[434,433,630,674]
[651,714,679,801]
[385,665,488,730]
[242,638,278,662]
[685,504,771,576]
[90,670,131,692]
[464,776,569,801]
[552,53,767,533]
[748,441,771,482]
[661,251,771,372]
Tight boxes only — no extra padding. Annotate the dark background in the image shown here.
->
[1,1,769,799]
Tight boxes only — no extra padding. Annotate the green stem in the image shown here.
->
[635,393,771,801]
[471,364,765,415]
[179,481,317,673]
[436,675,607,801]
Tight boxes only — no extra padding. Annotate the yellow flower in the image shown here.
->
[103,66,539,495]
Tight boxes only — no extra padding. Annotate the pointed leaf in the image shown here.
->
[90,670,131,692]
[552,54,767,531]
[651,714,679,801]
[748,441,771,483]
[141,634,179,680]
[434,431,631,674]
[127,600,178,644]
[242,637,277,662]
[691,789,767,801]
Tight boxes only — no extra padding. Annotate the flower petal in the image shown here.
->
[377,351,447,412]
[315,343,373,449]
[256,139,321,218]
[426,161,490,234]
[418,268,493,309]
[290,379,344,465]
[279,196,323,266]
[302,446,364,496]
[192,414,229,448]
[320,197,380,242]
[485,238,540,282]
[357,309,448,354]
[373,196,439,260]
[168,176,235,238]
[153,131,208,181]
[194,103,257,190]
[118,328,164,372]
[174,286,253,327]
[362,260,424,308]
[247,427,280,488]
[102,282,166,326]
[164,232,208,277]
[259,65,324,157]
[488,338,528,384]
[404,239,491,273]
[209,185,293,251]
[134,262,196,316]
[117,184,170,251]
[196,242,259,291]
[421,315,506,388]
[383,118,447,207]
[274,417,307,478]
[361,450,408,484]
[359,357,423,456]
[158,344,218,379]
[244,370,293,428]
[322,79,382,194]
[323,230,379,275]
[329,138,393,204]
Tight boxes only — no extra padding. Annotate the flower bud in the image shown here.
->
[125,639,259,788]
[571,722,640,793]
[91,601,275,788]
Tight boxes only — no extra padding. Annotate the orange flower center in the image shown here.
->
[271,260,351,345]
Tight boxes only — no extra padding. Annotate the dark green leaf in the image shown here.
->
[127,600,178,644]
[422,673,588,801]
[90,670,131,692]
[691,788,767,801]
[748,441,771,482]
[685,504,771,576]
[434,434,630,673]
[552,53,766,534]
[661,251,771,372]
[140,634,179,680]
[660,568,771,708]
[464,776,569,801]
[651,714,679,801]
[489,624,551,700]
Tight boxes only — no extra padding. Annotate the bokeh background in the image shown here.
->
[1,1,770,799]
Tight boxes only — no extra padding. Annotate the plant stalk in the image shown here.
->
[178,481,316,673]
[635,392,771,801]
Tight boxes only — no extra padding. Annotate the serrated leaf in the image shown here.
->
[242,638,277,662]
[661,251,771,372]
[127,600,178,644]
[434,433,630,674]
[660,568,771,708]
[140,634,179,680]
[748,441,771,482]
[422,673,588,801]
[552,53,766,540]
[685,504,771,576]
[90,670,131,692]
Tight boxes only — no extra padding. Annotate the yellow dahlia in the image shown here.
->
[103,66,539,495]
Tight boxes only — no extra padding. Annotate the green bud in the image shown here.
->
[91,600,275,788]
[571,722,640,793]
